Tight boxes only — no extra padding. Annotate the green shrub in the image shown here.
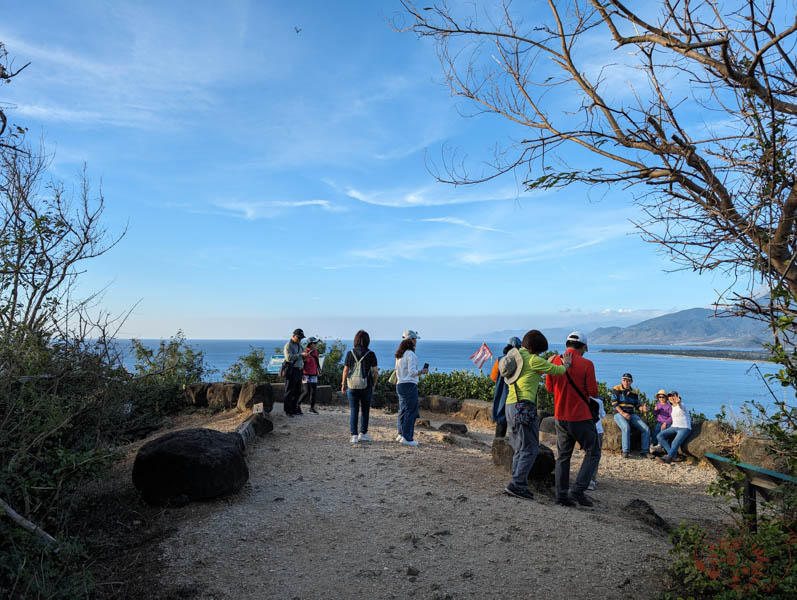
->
[223,346,271,383]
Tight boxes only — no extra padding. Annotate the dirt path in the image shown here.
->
[157,405,726,600]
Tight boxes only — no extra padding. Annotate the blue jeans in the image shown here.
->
[651,422,665,446]
[396,382,419,441]
[658,427,690,458]
[613,413,650,453]
[347,387,372,436]
[505,402,539,488]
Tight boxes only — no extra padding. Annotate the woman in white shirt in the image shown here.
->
[656,391,692,464]
[394,330,428,447]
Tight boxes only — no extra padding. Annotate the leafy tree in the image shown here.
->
[130,330,211,386]
[223,346,270,382]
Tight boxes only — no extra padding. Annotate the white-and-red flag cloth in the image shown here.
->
[470,342,493,371]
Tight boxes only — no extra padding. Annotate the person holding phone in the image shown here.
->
[394,330,428,447]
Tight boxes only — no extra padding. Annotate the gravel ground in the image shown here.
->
[156,405,727,600]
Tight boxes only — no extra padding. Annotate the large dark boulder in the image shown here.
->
[238,382,272,413]
[491,438,555,481]
[315,385,336,406]
[439,423,468,435]
[132,428,248,506]
[624,499,670,533]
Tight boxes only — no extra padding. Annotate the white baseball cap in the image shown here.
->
[402,330,421,340]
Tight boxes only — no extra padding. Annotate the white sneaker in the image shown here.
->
[358,433,372,442]
[587,480,597,491]
[396,434,405,442]
[401,439,419,447]
[350,435,359,444]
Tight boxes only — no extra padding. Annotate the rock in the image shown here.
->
[416,419,434,430]
[406,567,420,577]
[458,399,492,423]
[681,420,729,461]
[237,382,272,413]
[439,423,468,435]
[623,498,670,533]
[539,416,557,435]
[184,383,211,407]
[491,438,555,481]
[235,413,273,449]
[132,428,248,506]
[423,395,462,414]
[206,383,242,410]
[738,436,791,473]
[270,382,285,401]
[537,410,554,422]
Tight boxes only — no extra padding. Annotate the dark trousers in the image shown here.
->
[298,381,317,410]
[347,387,372,435]
[283,367,302,414]
[555,419,601,499]
[505,402,539,488]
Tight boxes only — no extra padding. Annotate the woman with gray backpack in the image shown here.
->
[341,330,379,444]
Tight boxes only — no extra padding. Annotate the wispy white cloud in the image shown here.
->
[349,237,469,262]
[421,217,505,233]
[213,198,344,221]
[344,183,532,208]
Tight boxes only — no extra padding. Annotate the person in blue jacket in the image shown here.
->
[491,337,521,439]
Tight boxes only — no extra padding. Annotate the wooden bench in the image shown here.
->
[704,452,796,529]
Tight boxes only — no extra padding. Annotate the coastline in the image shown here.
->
[598,347,773,362]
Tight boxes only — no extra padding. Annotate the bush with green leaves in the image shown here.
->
[223,346,276,383]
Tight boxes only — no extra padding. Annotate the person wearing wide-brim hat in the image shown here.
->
[282,328,305,416]
[500,330,571,501]
[651,388,672,451]
[490,336,522,439]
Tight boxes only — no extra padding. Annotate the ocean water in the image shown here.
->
[120,338,786,420]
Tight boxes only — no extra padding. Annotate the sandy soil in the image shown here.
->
[155,404,728,600]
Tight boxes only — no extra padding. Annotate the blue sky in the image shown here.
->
[1,1,742,340]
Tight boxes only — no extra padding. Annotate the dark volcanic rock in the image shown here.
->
[439,423,468,435]
[624,498,670,533]
[237,382,273,413]
[132,428,248,506]
[492,438,555,481]
[539,416,557,435]
[184,383,211,407]
[206,383,242,410]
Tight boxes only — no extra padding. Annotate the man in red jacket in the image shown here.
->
[545,331,600,507]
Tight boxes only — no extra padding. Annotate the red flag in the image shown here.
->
[470,342,493,370]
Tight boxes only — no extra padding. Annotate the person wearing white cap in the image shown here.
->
[545,331,600,507]
[394,330,428,446]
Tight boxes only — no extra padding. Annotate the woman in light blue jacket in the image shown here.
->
[394,330,428,447]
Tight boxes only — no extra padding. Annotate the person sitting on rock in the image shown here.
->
[651,389,672,451]
[490,336,521,439]
[611,373,651,459]
[545,331,600,507]
[656,391,691,464]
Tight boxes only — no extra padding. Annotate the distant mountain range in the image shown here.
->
[475,308,770,348]
[589,308,768,347]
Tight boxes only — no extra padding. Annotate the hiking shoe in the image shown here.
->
[639,452,650,459]
[672,455,686,463]
[358,433,372,442]
[350,435,359,444]
[570,493,594,507]
[309,408,319,414]
[622,452,630,459]
[401,439,419,447]
[504,484,534,500]
[587,480,597,491]
[656,455,672,464]
[555,497,576,507]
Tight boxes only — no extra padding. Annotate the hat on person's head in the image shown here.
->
[622,372,633,381]
[507,336,522,348]
[656,389,668,398]
[499,347,524,385]
[566,331,588,348]
[668,390,679,397]
[402,330,421,340]
[292,328,305,338]
[306,336,319,344]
